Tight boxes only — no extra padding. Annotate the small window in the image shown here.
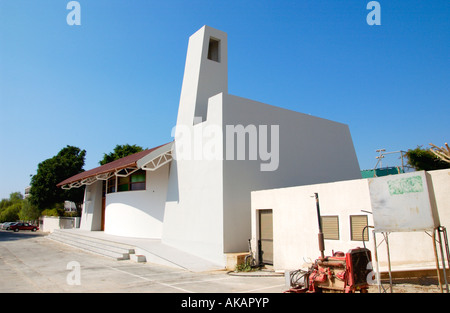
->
[207,37,220,62]
[107,176,116,194]
[321,216,339,240]
[105,170,146,193]
[350,215,369,241]
[130,171,146,191]
[118,176,130,192]
[117,170,146,192]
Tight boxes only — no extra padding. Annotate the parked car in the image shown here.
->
[9,223,39,232]
[1,222,18,230]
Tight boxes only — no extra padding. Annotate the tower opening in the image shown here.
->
[207,37,220,62]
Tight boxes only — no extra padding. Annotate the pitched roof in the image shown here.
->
[57,142,172,188]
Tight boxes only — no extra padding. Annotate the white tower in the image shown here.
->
[176,25,228,126]
[163,26,229,266]
[164,25,362,267]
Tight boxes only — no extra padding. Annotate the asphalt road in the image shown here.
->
[0,230,286,294]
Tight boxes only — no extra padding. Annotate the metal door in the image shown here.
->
[259,209,273,265]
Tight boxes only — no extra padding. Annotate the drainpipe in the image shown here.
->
[314,193,325,260]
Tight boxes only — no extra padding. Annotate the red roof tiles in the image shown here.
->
[57,143,170,187]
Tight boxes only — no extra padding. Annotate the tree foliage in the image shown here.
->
[19,199,41,221]
[405,146,450,171]
[0,192,39,222]
[99,144,145,165]
[29,146,86,211]
[0,193,21,222]
[0,202,21,222]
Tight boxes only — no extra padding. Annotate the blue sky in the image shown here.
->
[0,0,449,200]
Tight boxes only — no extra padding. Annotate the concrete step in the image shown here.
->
[48,230,135,260]
[130,254,146,263]
[46,229,224,271]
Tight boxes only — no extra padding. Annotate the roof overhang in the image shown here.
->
[58,142,173,190]
[137,142,173,171]
[61,172,115,190]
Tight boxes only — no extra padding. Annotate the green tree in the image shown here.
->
[99,144,145,165]
[0,192,24,222]
[9,192,23,202]
[405,146,450,171]
[19,199,40,221]
[0,203,21,222]
[29,145,86,211]
[0,198,12,211]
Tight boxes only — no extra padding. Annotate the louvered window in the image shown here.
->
[350,215,369,241]
[321,216,339,240]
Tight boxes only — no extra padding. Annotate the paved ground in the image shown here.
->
[0,230,285,293]
[1,230,446,295]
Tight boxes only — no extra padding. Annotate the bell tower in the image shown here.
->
[176,25,228,126]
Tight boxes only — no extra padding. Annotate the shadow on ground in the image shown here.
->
[0,230,46,242]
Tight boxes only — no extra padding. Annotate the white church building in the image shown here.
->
[58,25,362,267]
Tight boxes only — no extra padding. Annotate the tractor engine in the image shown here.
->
[286,248,372,293]
[285,194,373,293]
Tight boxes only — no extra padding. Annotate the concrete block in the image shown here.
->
[130,254,146,263]
[225,252,248,271]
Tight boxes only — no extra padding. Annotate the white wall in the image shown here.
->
[42,216,80,233]
[251,169,450,272]
[223,94,362,255]
[161,26,227,266]
[251,178,373,271]
[105,163,170,238]
[163,25,361,266]
[429,169,450,226]
[162,94,225,265]
[80,180,103,231]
